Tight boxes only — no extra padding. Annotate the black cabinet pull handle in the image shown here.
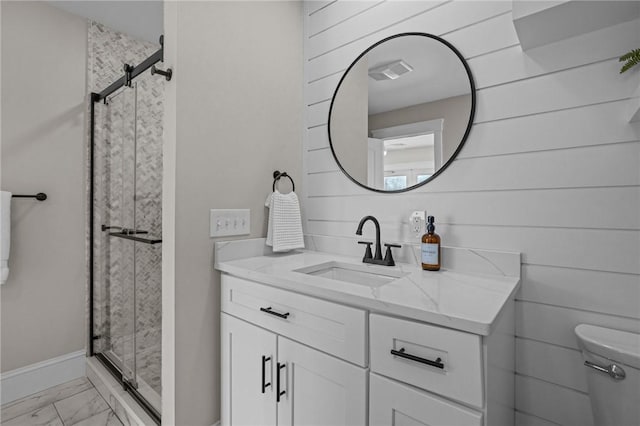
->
[260,307,290,319]
[390,348,444,369]
[276,362,286,402]
[261,356,271,394]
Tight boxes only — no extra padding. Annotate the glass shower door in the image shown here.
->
[119,82,138,388]
[93,84,138,387]
[92,80,162,417]
[131,74,163,409]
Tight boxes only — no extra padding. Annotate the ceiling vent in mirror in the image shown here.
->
[368,60,413,81]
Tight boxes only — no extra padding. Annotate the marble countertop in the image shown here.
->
[215,243,520,336]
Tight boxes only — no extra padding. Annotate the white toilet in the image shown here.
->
[575,324,640,426]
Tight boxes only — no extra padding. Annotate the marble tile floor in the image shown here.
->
[1,377,122,426]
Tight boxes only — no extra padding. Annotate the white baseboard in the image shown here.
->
[0,350,86,405]
[212,422,221,426]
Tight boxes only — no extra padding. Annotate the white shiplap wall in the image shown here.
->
[302,2,640,425]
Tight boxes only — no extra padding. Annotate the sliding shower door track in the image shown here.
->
[95,353,161,425]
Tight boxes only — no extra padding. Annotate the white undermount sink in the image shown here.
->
[294,261,409,287]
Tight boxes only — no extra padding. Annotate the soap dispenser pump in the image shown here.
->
[421,216,441,271]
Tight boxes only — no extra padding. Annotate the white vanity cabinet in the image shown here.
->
[367,313,515,426]
[221,313,277,426]
[219,261,516,426]
[220,275,368,426]
[277,335,368,426]
[369,373,483,426]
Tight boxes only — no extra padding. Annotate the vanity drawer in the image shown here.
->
[221,274,367,366]
[370,314,483,408]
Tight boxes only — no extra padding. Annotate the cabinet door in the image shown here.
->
[369,373,483,426]
[277,337,367,426]
[221,313,277,426]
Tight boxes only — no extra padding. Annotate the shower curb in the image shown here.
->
[86,357,156,426]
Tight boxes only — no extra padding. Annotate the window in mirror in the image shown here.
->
[384,175,407,191]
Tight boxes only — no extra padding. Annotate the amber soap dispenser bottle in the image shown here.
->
[421,216,441,271]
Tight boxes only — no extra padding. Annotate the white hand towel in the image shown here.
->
[1,191,11,285]
[265,190,304,252]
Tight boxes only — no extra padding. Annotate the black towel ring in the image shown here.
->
[273,170,295,192]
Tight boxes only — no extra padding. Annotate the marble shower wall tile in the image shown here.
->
[109,326,161,395]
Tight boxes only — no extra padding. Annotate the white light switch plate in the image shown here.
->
[210,209,250,237]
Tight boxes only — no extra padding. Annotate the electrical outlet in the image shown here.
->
[210,209,250,237]
[410,211,426,238]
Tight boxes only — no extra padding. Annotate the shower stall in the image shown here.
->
[89,38,167,423]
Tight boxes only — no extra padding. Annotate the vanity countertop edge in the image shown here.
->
[214,241,520,336]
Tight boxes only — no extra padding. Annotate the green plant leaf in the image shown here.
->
[619,49,639,61]
[619,48,640,73]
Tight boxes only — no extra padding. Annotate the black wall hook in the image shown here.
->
[151,65,172,81]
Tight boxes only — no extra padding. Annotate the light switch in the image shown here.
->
[210,209,250,237]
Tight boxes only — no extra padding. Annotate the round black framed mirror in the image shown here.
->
[328,32,476,193]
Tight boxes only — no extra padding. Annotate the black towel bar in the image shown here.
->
[108,232,162,245]
[12,193,47,201]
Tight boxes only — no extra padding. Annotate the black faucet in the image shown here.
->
[355,215,401,266]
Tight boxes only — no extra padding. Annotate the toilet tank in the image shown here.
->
[575,324,640,426]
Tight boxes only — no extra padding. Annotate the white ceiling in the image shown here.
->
[384,134,434,151]
[366,35,471,115]
[47,1,163,44]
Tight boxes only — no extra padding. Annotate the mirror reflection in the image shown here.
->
[328,33,475,192]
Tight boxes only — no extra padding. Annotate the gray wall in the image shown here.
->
[0,1,87,372]
[331,57,369,183]
[303,2,640,426]
[163,2,303,424]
